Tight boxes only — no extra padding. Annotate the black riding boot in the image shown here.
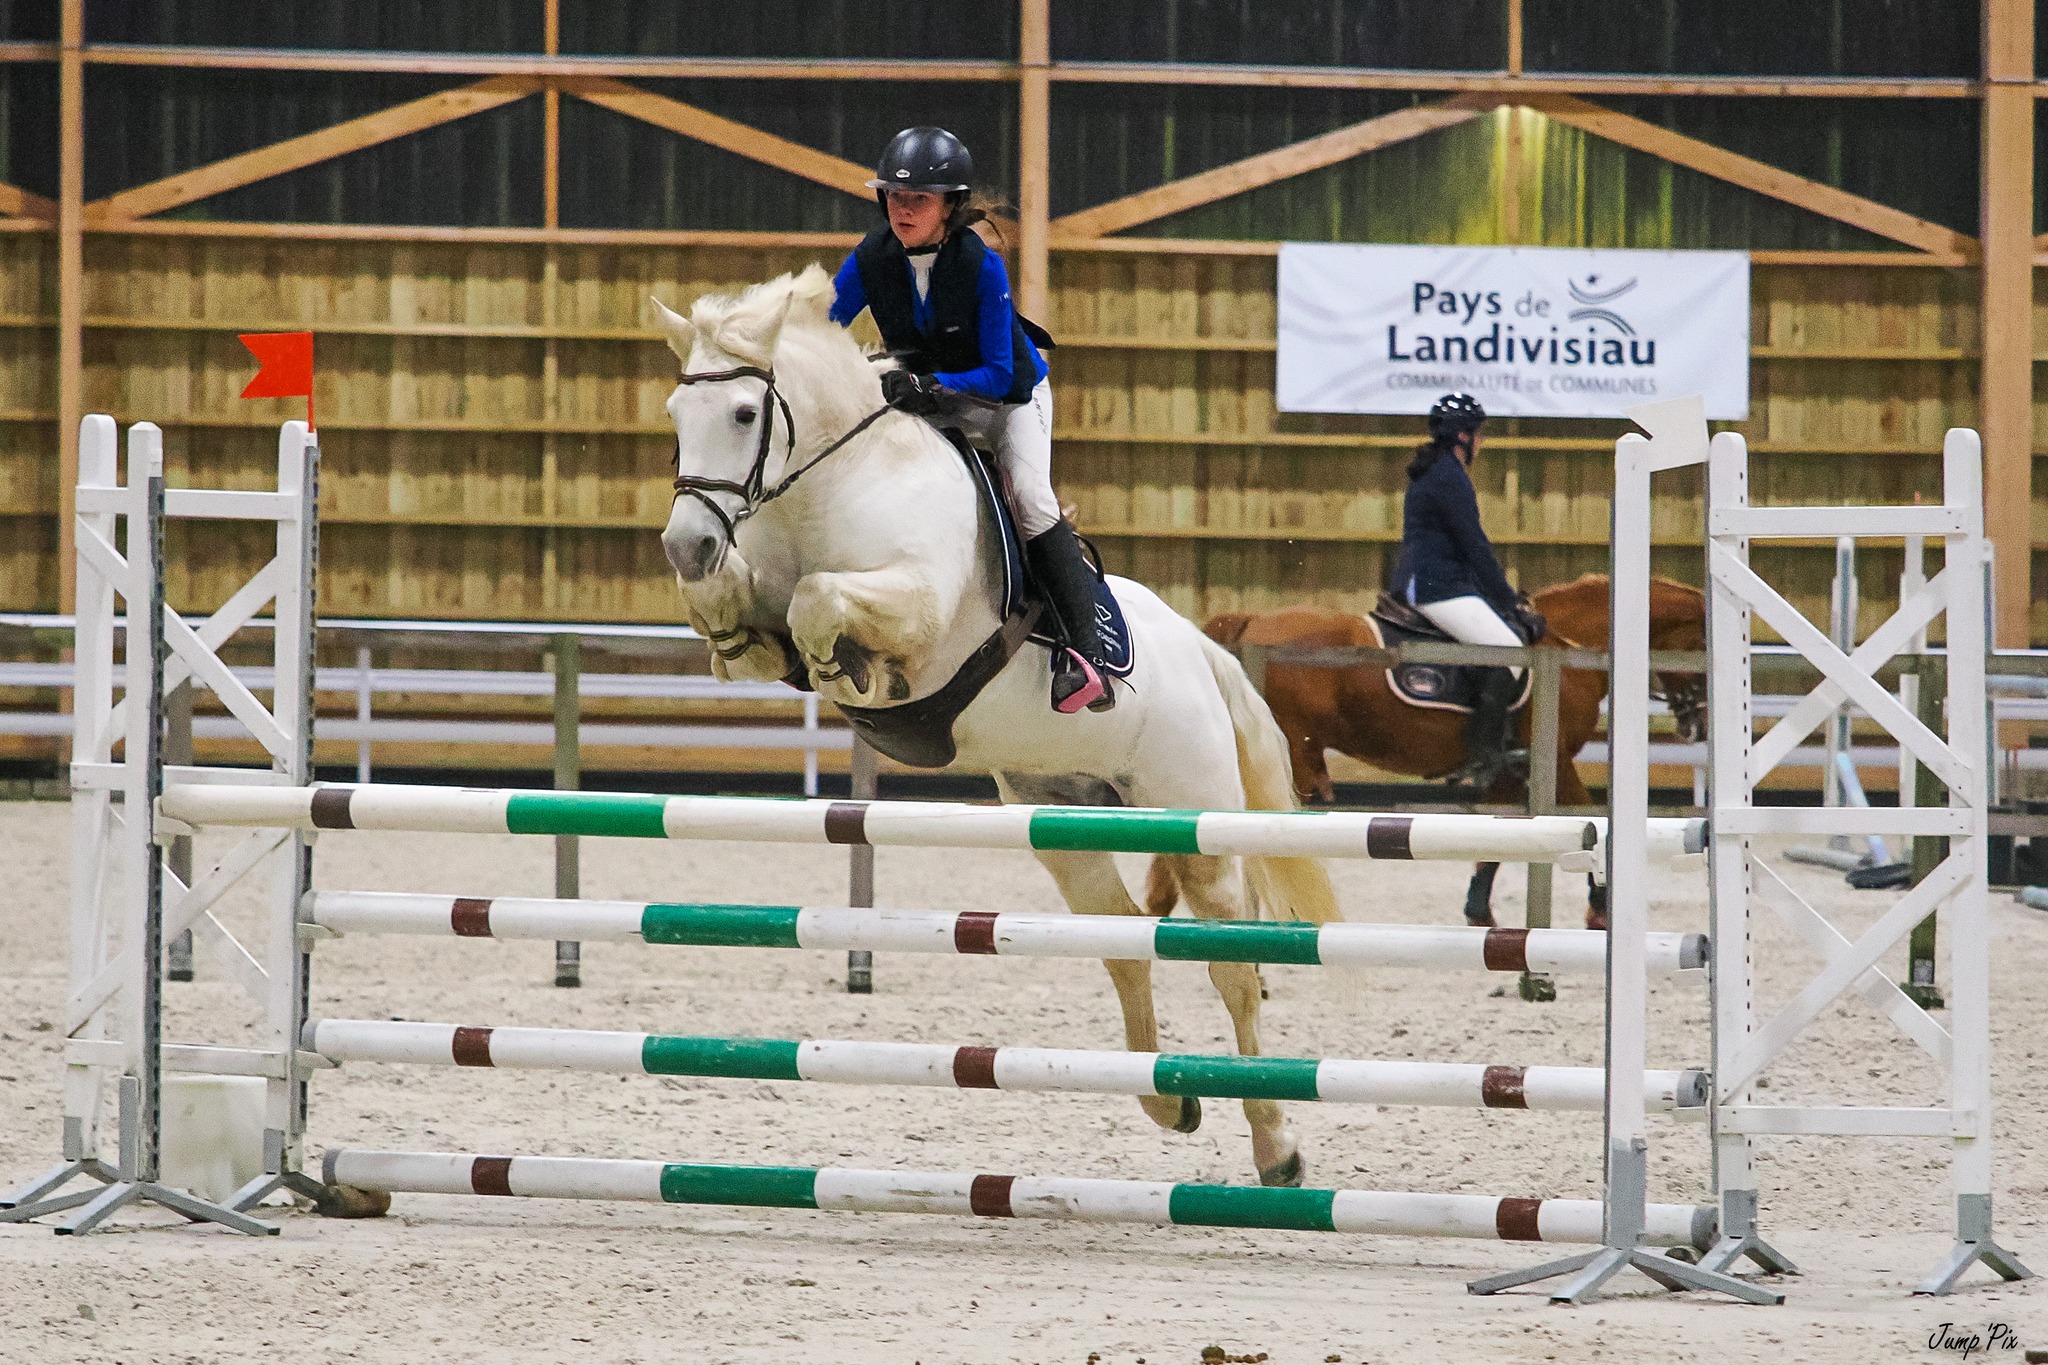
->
[1024,521,1116,713]
[1453,666,1527,792]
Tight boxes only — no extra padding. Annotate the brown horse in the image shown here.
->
[1146,575,1706,930]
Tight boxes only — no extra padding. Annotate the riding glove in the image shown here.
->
[881,368,947,416]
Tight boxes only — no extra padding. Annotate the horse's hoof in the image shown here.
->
[1465,912,1498,928]
[313,1183,391,1219]
[1139,1094,1198,1132]
[1258,1151,1304,1188]
[1585,910,1608,932]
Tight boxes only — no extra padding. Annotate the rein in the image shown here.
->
[669,363,892,544]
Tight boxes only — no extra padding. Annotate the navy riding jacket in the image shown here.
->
[1391,445,1516,609]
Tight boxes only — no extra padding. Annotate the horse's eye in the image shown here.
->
[735,406,758,426]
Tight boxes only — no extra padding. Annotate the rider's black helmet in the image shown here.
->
[869,127,974,205]
[1427,392,1488,442]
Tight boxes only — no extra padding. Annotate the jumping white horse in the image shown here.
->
[653,266,1339,1187]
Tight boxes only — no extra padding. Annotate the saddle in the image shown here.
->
[832,430,1132,769]
[1366,593,1535,715]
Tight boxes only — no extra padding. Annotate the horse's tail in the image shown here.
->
[1194,631,1342,926]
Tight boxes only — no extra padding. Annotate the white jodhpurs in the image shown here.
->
[1416,594,1524,681]
[947,378,1062,539]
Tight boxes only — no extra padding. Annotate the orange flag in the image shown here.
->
[239,331,315,430]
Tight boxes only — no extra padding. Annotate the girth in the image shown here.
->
[834,603,1046,769]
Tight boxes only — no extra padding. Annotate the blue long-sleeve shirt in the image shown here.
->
[828,248,1048,402]
[1391,449,1516,609]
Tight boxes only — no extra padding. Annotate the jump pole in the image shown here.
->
[162,783,1709,867]
[303,1018,1708,1112]
[320,1150,1718,1250]
[303,891,1709,976]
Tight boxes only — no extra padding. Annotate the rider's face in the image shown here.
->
[886,190,948,249]
[1459,431,1483,464]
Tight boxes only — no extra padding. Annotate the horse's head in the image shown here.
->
[652,265,857,583]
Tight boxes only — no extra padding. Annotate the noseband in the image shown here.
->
[669,363,892,546]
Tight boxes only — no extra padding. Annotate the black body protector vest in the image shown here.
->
[852,226,1048,406]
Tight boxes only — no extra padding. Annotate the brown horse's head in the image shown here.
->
[1646,578,1708,742]
[1530,574,1708,742]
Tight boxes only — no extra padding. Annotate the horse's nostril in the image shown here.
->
[663,530,722,582]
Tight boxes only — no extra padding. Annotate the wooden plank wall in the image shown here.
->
[0,231,2038,646]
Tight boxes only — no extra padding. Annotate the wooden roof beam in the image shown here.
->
[560,79,1030,245]
[83,74,544,225]
[1051,94,1499,241]
[0,181,56,221]
[1523,94,1977,260]
[561,78,877,199]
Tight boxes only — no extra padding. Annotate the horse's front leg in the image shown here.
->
[677,566,792,684]
[1029,849,1199,1137]
[1156,851,1303,1188]
[787,567,935,707]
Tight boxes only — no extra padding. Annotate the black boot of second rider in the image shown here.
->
[1452,666,1528,793]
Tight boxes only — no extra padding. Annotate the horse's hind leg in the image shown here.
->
[1463,861,1501,927]
[1158,851,1302,1188]
[1028,847,1199,1135]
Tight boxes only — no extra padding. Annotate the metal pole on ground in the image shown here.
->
[354,643,372,783]
[1905,654,1946,1009]
[1520,645,1561,1002]
[163,679,193,982]
[551,633,581,989]
[846,737,877,994]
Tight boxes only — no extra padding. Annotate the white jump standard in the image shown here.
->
[320,1150,1718,1249]
[305,891,1710,977]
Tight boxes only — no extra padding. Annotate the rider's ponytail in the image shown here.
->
[1407,436,1452,480]
[949,190,1011,247]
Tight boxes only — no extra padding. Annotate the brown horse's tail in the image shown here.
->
[1147,633,1341,926]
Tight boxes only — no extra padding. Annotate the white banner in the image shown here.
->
[1277,243,1750,419]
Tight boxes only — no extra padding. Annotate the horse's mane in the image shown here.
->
[686,266,886,442]
[1535,572,1703,604]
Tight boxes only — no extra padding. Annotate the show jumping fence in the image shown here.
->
[2,409,2026,1307]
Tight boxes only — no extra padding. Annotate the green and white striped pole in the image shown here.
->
[304,1019,1708,1112]
[304,892,1709,977]
[162,782,1694,866]
[321,1149,1717,1249]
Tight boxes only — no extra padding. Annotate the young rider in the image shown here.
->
[1389,394,1534,787]
[826,126,1114,715]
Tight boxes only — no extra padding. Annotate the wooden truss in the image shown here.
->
[21,0,2040,641]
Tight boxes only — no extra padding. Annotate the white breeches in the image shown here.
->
[948,378,1061,539]
[1416,595,1524,681]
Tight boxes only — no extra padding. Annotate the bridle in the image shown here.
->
[1545,626,1708,741]
[667,363,891,665]
[669,364,891,547]
[1654,668,1709,740]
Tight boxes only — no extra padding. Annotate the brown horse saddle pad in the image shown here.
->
[1365,594,1534,714]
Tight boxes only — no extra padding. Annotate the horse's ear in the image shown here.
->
[649,296,695,361]
[713,292,793,366]
[787,263,835,327]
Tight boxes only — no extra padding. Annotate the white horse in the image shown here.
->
[652,266,1339,1187]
